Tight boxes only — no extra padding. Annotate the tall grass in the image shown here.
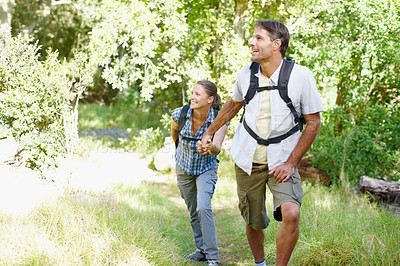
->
[1,159,399,265]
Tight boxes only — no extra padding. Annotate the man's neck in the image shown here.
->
[258,56,282,78]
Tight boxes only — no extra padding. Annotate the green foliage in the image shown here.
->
[77,103,161,131]
[9,0,400,186]
[181,0,250,99]
[11,0,400,109]
[11,0,92,60]
[84,0,187,99]
[73,0,252,109]
[122,128,165,155]
[77,103,166,155]
[310,104,400,186]
[0,28,91,171]
[289,0,400,108]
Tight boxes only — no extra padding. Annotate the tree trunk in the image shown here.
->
[358,176,400,207]
[234,0,248,41]
[0,0,14,28]
[298,155,330,186]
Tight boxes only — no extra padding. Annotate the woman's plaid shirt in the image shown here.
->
[172,106,218,175]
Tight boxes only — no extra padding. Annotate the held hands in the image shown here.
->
[197,137,220,155]
[269,162,295,183]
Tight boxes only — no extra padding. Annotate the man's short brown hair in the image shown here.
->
[256,20,290,57]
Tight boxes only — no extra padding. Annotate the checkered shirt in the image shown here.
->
[172,106,218,175]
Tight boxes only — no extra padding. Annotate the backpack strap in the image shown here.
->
[241,62,258,124]
[243,62,260,105]
[175,104,190,148]
[241,57,305,146]
[276,57,300,125]
[277,57,306,130]
[243,118,301,146]
[177,104,190,135]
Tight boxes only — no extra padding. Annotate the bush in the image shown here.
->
[122,128,165,155]
[0,27,91,172]
[310,104,400,186]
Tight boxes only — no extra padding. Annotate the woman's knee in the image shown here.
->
[197,203,212,217]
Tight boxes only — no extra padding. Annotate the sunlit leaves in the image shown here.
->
[84,0,187,100]
[290,0,400,108]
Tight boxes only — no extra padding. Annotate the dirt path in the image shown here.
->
[0,151,159,215]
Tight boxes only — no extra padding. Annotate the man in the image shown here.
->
[199,20,324,266]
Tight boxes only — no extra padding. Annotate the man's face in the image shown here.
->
[249,27,278,63]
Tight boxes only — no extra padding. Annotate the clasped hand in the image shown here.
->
[197,137,219,155]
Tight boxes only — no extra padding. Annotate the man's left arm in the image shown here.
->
[269,112,321,183]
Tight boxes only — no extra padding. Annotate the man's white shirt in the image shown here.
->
[231,60,324,175]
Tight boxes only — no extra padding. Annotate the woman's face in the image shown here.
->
[190,84,213,110]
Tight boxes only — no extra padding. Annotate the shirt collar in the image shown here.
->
[254,59,283,86]
[187,106,215,123]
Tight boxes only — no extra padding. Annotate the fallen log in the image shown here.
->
[358,176,400,208]
[298,155,330,186]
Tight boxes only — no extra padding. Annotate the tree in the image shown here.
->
[11,0,91,60]
[288,0,400,109]
[0,0,14,27]
[0,28,91,171]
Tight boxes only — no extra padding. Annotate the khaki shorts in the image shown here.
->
[235,163,303,230]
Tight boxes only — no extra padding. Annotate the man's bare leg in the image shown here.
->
[246,225,265,263]
[275,202,300,266]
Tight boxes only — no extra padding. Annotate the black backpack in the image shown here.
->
[241,56,305,146]
[175,104,220,148]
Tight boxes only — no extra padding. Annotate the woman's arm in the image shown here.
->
[198,123,228,155]
[210,123,228,155]
[171,119,179,145]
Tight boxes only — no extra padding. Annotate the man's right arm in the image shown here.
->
[200,98,243,145]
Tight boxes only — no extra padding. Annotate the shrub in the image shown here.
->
[122,128,165,155]
[310,104,400,186]
[0,27,91,172]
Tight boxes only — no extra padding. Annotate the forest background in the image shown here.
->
[1,0,400,187]
[0,0,400,265]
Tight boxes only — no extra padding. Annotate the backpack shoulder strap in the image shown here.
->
[276,57,299,124]
[213,108,219,119]
[176,106,220,148]
[177,104,190,134]
[277,56,295,100]
[240,57,306,147]
[175,104,190,148]
[244,62,260,105]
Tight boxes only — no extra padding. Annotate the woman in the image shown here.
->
[171,80,228,266]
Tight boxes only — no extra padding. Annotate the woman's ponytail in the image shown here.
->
[212,94,221,109]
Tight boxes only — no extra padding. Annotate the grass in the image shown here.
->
[77,103,162,131]
[1,156,399,265]
[1,103,399,265]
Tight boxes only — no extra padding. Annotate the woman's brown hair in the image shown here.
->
[196,80,221,109]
